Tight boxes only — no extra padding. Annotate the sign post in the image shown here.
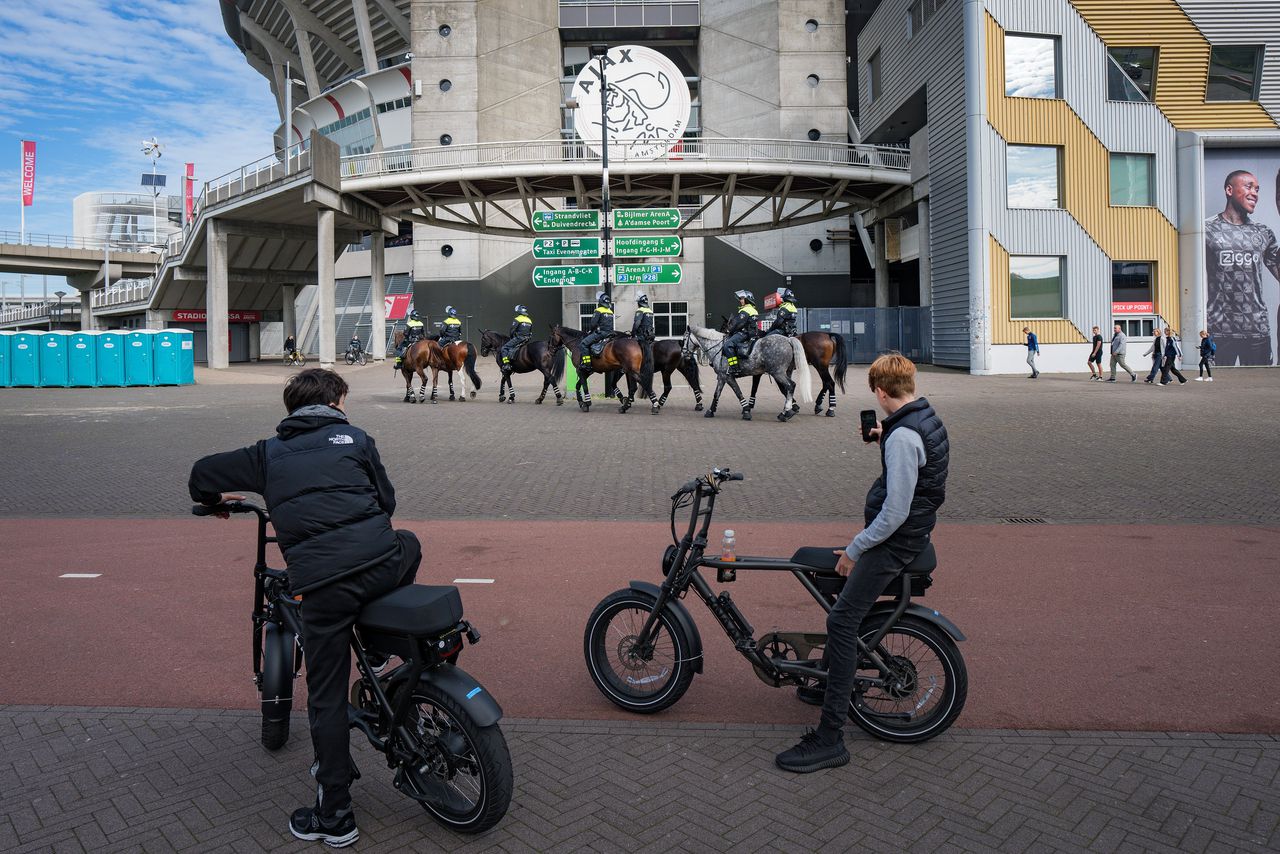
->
[531,237,603,260]
[613,208,681,230]
[532,265,604,288]
[613,235,683,257]
[531,210,602,232]
[614,263,682,285]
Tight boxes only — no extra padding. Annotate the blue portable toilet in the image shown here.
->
[124,330,156,386]
[96,331,126,386]
[68,331,97,387]
[38,331,71,387]
[174,328,195,384]
[152,329,186,385]
[0,331,12,387]
[10,331,39,386]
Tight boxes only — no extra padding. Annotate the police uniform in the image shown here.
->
[500,308,533,370]
[580,297,615,365]
[632,302,655,345]
[767,301,798,337]
[724,297,760,373]
[438,315,463,346]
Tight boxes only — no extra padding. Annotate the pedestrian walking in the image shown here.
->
[1160,328,1188,385]
[1196,330,1216,381]
[1088,326,1105,380]
[1143,328,1166,384]
[1106,324,1137,382]
[1023,326,1040,378]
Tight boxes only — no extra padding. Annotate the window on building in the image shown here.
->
[578,303,596,329]
[868,50,882,102]
[653,301,689,338]
[1005,34,1059,99]
[1116,317,1157,338]
[1112,261,1153,305]
[1010,256,1065,319]
[1109,153,1154,206]
[1207,45,1263,101]
[1107,47,1157,101]
[908,0,947,39]
[1006,145,1061,208]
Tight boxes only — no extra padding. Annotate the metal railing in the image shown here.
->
[92,278,154,309]
[0,302,54,324]
[0,230,141,252]
[203,141,311,207]
[340,137,912,179]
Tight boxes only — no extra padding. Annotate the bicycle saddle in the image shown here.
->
[791,543,937,575]
[358,585,463,636]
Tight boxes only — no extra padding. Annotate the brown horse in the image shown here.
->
[548,324,657,413]
[398,339,482,403]
[745,330,847,417]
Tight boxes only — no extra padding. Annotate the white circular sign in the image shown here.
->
[571,45,691,162]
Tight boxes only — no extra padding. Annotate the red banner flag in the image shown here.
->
[184,162,195,223]
[21,140,36,206]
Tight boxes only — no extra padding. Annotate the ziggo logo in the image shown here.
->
[1220,250,1259,267]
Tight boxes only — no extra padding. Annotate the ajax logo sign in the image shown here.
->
[571,45,691,162]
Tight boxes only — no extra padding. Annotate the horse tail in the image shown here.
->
[639,340,656,395]
[790,336,813,403]
[551,344,566,384]
[464,342,482,390]
[832,332,848,393]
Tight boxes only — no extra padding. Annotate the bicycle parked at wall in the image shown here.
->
[193,499,513,833]
[584,467,968,743]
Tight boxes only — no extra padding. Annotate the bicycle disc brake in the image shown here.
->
[751,632,827,687]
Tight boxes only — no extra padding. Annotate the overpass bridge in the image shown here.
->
[150,131,912,368]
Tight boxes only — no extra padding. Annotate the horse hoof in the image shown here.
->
[694,403,703,411]
[448,395,455,401]
[535,398,543,405]
[779,409,797,422]
[507,398,515,405]
[825,410,836,418]
[498,395,506,403]
[470,391,476,399]
[704,410,716,419]
[556,397,565,406]
[743,411,753,421]
[651,406,660,415]
[814,407,823,416]
[792,404,800,413]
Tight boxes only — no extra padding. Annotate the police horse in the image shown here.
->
[683,325,811,421]
[397,339,481,403]
[743,331,848,417]
[548,325,658,414]
[478,329,566,405]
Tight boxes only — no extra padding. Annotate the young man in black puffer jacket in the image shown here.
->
[189,369,420,847]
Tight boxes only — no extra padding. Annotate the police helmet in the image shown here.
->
[734,289,756,305]
[779,288,796,303]
[637,293,650,308]
[445,305,458,318]
[514,304,528,315]
[597,291,612,307]
[409,309,420,320]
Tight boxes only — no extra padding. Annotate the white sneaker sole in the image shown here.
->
[290,826,359,848]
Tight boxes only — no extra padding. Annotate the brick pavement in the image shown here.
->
[1,706,1277,853]
[1,362,1278,523]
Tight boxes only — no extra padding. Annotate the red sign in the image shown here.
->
[385,294,413,321]
[763,291,782,310]
[21,140,36,206]
[184,162,195,223]
[173,309,262,323]
[1112,302,1154,315]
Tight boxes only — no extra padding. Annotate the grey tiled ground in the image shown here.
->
[1,706,1277,853]
[2,362,1279,523]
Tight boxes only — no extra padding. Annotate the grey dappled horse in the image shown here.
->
[684,326,811,421]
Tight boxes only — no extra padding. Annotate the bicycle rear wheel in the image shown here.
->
[848,613,966,743]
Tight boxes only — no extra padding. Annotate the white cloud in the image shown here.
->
[1005,34,1058,99]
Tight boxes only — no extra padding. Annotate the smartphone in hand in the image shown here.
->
[860,409,878,443]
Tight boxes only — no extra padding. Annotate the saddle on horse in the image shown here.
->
[588,332,623,357]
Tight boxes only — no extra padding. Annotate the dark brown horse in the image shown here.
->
[397,339,482,403]
[607,338,703,412]
[549,324,657,413]
[745,330,847,416]
[478,329,565,404]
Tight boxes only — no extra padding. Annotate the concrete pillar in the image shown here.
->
[874,220,890,308]
[350,0,379,75]
[369,231,387,361]
[80,290,92,330]
[918,200,932,307]
[281,284,297,338]
[317,209,336,368]
[249,323,262,361]
[206,220,230,369]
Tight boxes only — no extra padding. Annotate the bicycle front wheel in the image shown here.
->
[345,352,356,365]
[848,613,967,743]
[584,588,696,713]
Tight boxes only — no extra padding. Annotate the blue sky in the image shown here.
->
[1,0,278,295]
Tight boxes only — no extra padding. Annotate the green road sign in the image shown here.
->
[532,237,602,259]
[614,263,683,285]
[531,210,601,232]
[532,265,603,288]
[612,208,681,230]
[613,235,683,257]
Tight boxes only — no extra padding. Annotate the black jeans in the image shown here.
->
[499,338,527,367]
[1199,356,1212,378]
[1160,356,1186,384]
[819,537,926,733]
[300,530,422,816]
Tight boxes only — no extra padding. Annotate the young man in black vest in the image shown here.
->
[777,353,949,773]
[188,369,421,846]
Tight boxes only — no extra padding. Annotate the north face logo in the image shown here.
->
[329,434,354,445]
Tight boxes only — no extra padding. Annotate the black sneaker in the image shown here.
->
[365,652,390,676]
[796,685,824,706]
[289,807,358,848]
[1105,378,1117,383]
[776,728,849,773]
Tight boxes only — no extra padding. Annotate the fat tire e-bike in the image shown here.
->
[584,468,968,743]
[194,500,512,833]
[345,347,367,366]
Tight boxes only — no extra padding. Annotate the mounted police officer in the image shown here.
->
[395,310,426,366]
[579,291,615,366]
[631,293,655,346]
[438,305,463,347]
[766,288,799,337]
[499,305,533,375]
[723,289,760,376]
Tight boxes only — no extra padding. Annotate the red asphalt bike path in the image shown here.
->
[3,518,1277,733]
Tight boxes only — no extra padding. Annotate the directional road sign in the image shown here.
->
[531,210,601,232]
[613,235,683,257]
[614,263,683,285]
[612,208,681,230]
[532,265,603,288]
[532,237,602,260]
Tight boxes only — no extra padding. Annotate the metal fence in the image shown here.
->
[802,307,933,364]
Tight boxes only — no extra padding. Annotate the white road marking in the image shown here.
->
[452,578,494,584]
[60,573,102,579]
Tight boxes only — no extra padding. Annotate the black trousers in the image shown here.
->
[1160,356,1186,384]
[300,530,422,816]
[1199,356,1212,378]
[580,331,608,359]
[819,537,926,733]
[724,331,752,360]
[499,338,528,366]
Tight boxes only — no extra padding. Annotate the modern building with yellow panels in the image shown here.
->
[852,0,1280,372]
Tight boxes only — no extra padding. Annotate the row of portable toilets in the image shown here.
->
[0,329,196,387]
